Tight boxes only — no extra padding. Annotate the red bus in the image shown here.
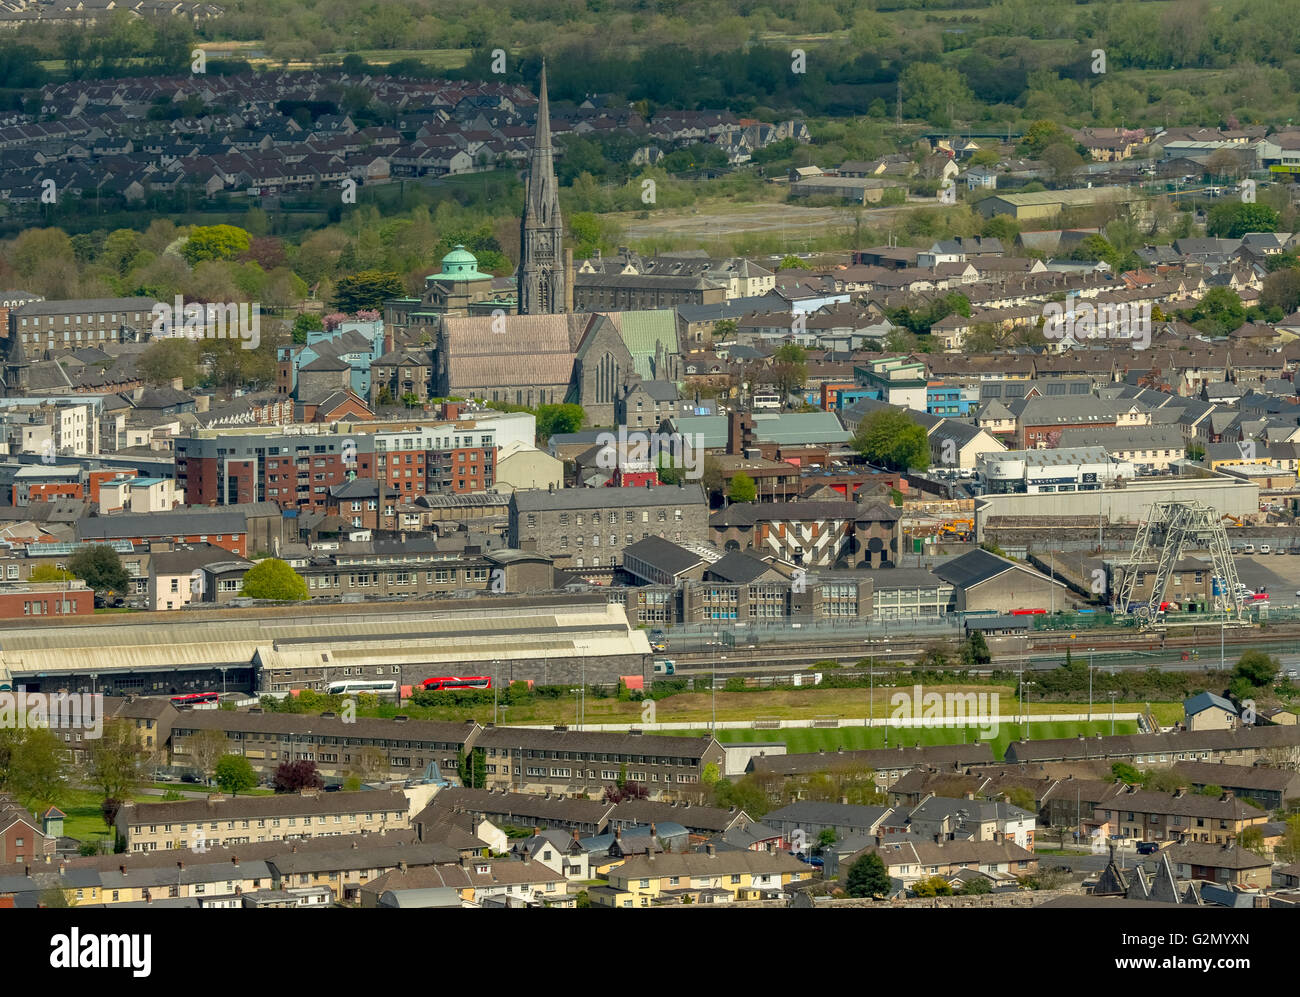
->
[421,675,492,691]
[170,692,220,706]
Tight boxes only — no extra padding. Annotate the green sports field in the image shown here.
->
[656,720,1139,761]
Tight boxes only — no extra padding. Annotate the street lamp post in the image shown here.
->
[714,654,726,732]
[1110,690,1119,736]
[1023,680,1036,741]
[1088,648,1095,722]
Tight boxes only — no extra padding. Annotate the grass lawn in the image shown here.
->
[363,684,1171,732]
[59,788,157,848]
[653,719,1140,761]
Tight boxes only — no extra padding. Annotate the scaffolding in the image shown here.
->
[1114,500,1247,630]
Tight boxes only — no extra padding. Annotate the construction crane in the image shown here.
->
[1114,500,1246,630]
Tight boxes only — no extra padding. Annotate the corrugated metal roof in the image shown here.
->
[0,602,647,674]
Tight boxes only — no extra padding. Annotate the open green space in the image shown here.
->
[655,719,1140,761]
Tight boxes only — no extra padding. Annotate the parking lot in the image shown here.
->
[1230,553,1300,607]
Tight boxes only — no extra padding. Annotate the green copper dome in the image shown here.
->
[440,245,479,275]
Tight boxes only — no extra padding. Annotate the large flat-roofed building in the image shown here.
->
[509,484,709,569]
[975,476,1260,539]
[975,187,1136,221]
[472,727,725,801]
[116,788,413,853]
[0,593,651,696]
[978,447,1134,495]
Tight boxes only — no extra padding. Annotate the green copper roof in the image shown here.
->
[430,244,493,283]
[613,309,679,380]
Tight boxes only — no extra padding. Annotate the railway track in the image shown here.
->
[666,621,1300,677]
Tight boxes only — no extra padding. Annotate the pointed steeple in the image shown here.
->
[518,60,566,315]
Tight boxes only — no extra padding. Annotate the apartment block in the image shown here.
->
[116,788,413,853]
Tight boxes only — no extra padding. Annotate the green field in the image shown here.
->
[657,720,1140,761]
[58,789,158,849]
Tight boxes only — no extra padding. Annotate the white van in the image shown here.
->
[1260,544,1271,554]
[1243,544,1255,554]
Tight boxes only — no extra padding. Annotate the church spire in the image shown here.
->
[518,60,566,315]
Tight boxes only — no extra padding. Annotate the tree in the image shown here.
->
[711,773,773,818]
[771,342,808,397]
[963,630,991,667]
[240,559,309,601]
[603,781,649,803]
[727,471,757,504]
[1233,825,1263,854]
[85,720,146,823]
[1206,148,1245,180]
[1207,202,1278,239]
[1041,142,1084,184]
[963,323,1002,352]
[181,224,252,265]
[6,727,69,813]
[1233,650,1279,688]
[701,762,721,786]
[1261,269,1300,314]
[957,876,992,895]
[214,754,257,796]
[1185,286,1246,335]
[273,758,323,793]
[332,270,405,312]
[350,745,389,786]
[657,454,683,485]
[292,312,324,345]
[899,63,972,126]
[1112,762,1142,784]
[38,883,70,908]
[1005,786,1036,812]
[136,338,198,387]
[29,564,75,582]
[68,545,130,596]
[535,403,586,443]
[701,457,724,500]
[1020,120,1071,158]
[912,875,953,897]
[778,254,810,270]
[852,409,930,471]
[189,728,229,784]
[846,852,891,898]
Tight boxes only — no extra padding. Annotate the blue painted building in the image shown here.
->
[926,382,978,417]
[277,319,385,399]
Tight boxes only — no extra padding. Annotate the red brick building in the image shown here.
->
[75,511,247,557]
[1015,397,1118,449]
[0,796,56,866]
[0,581,94,618]
[177,424,500,512]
